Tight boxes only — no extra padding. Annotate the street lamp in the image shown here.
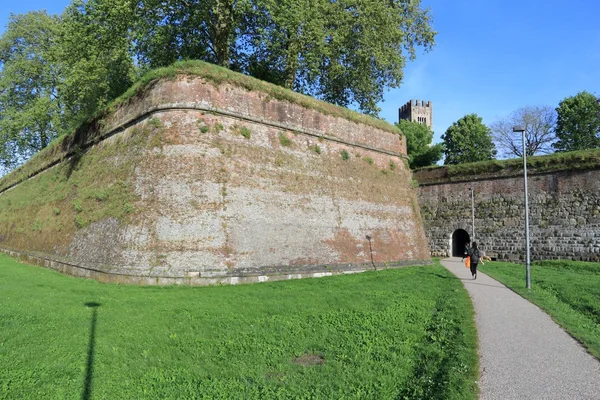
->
[513,125,531,289]
[469,183,475,242]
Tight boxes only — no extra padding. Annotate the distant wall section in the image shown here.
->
[415,163,600,262]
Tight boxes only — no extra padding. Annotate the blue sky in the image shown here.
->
[1,0,599,145]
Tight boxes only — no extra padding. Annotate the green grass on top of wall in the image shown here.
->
[0,254,478,399]
[478,260,600,360]
[0,60,401,194]
[415,148,600,182]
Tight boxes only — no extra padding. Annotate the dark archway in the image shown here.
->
[452,229,470,257]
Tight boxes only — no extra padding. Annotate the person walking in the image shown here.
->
[468,242,481,279]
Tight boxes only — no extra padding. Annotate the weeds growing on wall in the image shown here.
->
[0,121,156,252]
[279,133,292,147]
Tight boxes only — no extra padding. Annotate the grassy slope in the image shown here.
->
[0,255,478,399]
[414,148,600,182]
[479,260,600,360]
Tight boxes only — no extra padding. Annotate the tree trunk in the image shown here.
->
[212,0,235,67]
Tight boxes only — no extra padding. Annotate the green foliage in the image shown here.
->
[199,125,210,134]
[479,260,600,360]
[415,148,600,183]
[0,256,478,399]
[389,160,396,170]
[553,91,600,152]
[214,123,224,132]
[340,150,350,160]
[0,11,64,172]
[364,156,374,165]
[396,120,444,168]
[72,200,83,213]
[442,114,497,165]
[58,0,137,129]
[313,144,321,154]
[131,0,436,115]
[279,133,292,147]
[248,0,436,115]
[240,127,251,139]
[3,0,430,171]
[148,117,163,129]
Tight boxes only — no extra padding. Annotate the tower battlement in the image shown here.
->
[399,99,433,128]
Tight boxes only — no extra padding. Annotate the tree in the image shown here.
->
[58,0,137,129]
[442,114,496,165]
[132,0,253,70]
[251,0,436,115]
[396,120,443,168]
[553,91,600,152]
[131,0,436,115]
[0,11,64,171]
[490,106,556,158]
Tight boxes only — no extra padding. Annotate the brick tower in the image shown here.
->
[398,100,433,129]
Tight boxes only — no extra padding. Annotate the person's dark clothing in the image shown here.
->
[469,262,478,276]
[468,247,480,277]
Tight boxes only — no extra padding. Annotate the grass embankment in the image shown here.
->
[414,148,600,182]
[479,260,600,360]
[0,255,478,399]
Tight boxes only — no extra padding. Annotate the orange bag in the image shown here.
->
[464,256,470,269]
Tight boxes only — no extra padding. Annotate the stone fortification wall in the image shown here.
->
[415,164,600,262]
[0,72,429,284]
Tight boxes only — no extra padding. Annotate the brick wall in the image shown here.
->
[0,76,430,284]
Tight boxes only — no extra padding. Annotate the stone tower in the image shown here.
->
[399,100,433,129]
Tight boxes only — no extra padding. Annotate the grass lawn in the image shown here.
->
[0,254,478,399]
[479,260,600,360]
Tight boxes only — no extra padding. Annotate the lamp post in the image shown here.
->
[513,125,531,289]
[470,183,475,242]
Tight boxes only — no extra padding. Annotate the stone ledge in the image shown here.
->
[0,247,432,286]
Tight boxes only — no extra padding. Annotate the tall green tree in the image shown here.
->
[251,0,436,115]
[131,0,436,115]
[442,114,496,165]
[553,91,600,152]
[132,0,253,70]
[490,105,556,158]
[0,11,63,171]
[58,0,137,129]
[396,120,443,168]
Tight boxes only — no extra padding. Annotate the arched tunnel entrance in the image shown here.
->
[452,229,471,257]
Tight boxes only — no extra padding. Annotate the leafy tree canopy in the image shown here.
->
[442,114,496,165]
[0,0,436,171]
[490,105,556,158]
[396,119,443,168]
[0,11,63,172]
[132,0,436,115]
[553,91,600,152]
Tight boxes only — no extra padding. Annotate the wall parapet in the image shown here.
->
[415,149,600,186]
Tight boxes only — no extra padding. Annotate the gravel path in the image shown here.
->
[440,257,600,400]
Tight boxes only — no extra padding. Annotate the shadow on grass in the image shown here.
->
[82,302,101,400]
